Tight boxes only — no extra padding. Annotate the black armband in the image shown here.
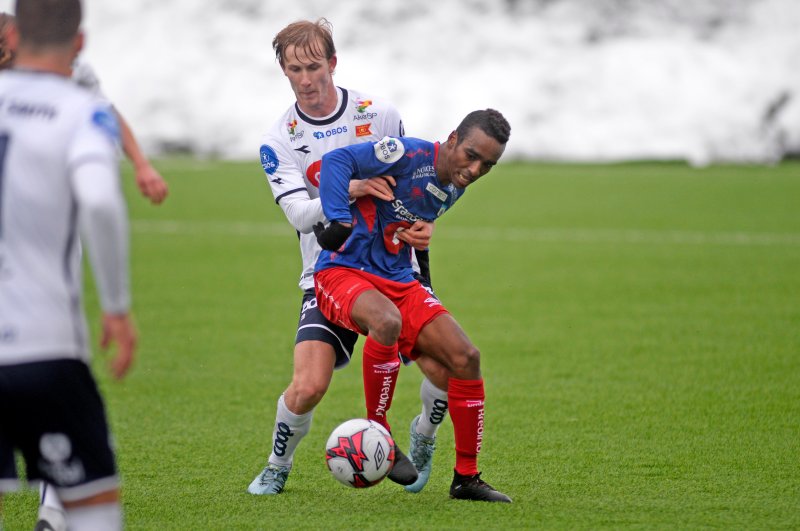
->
[313,221,353,251]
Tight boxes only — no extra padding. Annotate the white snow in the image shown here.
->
[2,0,798,163]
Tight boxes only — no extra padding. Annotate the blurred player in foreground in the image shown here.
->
[313,109,513,502]
[0,0,136,528]
[249,18,450,495]
[0,11,168,205]
[1,7,160,529]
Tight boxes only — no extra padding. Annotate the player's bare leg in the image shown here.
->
[415,315,512,502]
[248,341,335,495]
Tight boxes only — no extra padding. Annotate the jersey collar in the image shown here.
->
[295,87,349,126]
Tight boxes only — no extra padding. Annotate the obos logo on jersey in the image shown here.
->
[260,145,279,175]
[373,136,405,164]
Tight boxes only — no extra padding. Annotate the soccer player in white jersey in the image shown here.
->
[248,18,450,495]
[0,0,136,529]
[0,10,161,529]
[0,11,169,205]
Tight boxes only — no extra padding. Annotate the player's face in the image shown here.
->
[443,128,505,189]
[282,43,338,118]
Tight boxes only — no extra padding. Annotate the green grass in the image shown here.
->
[3,160,799,529]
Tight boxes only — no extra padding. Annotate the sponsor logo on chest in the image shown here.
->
[412,164,435,179]
[425,182,448,201]
[313,125,348,140]
[391,199,423,223]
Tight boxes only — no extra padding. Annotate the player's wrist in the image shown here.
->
[313,221,353,251]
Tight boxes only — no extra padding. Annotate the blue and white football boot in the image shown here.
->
[404,415,437,493]
[247,463,291,495]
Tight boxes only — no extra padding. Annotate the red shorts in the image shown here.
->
[314,267,449,360]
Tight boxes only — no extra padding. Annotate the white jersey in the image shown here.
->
[260,87,404,290]
[71,58,108,100]
[0,69,129,366]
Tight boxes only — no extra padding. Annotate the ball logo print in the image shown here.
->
[325,419,396,488]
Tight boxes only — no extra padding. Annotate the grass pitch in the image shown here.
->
[3,160,799,529]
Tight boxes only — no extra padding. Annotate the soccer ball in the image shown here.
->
[325,418,396,488]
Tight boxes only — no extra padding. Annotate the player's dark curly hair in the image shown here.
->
[456,109,511,145]
[273,18,336,68]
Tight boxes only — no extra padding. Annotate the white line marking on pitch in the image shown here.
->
[131,220,800,247]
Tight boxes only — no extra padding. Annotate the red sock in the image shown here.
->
[448,377,485,476]
[362,335,400,433]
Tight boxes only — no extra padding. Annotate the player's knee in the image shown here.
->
[449,344,481,378]
[291,380,329,409]
[368,307,402,343]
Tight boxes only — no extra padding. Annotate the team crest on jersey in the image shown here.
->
[287,119,298,135]
[374,136,405,164]
[91,107,119,141]
[260,145,279,175]
[425,182,448,201]
[356,124,372,137]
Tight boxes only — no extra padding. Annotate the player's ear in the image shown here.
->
[5,23,18,51]
[74,30,84,56]
[447,130,458,147]
[329,54,337,74]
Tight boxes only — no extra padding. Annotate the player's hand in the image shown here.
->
[100,312,137,380]
[135,163,169,205]
[395,220,434,251]
[349,176,396,201]
[313,221,353,251]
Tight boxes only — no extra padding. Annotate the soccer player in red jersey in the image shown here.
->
[313,109,513,502]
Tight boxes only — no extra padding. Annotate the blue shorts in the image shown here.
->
[0,359,119,501]
[296,289,359,369]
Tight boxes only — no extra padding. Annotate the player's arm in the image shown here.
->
[70,105,137,379]
[117,110,168,204]
[277,179,395,235]
[313,147,360,249]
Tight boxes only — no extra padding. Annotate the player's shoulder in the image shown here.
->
[71,58,101,93]
[360,135,431,166]
[262,103,299,147]
[344,87,398,115]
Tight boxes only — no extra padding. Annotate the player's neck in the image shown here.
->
[434,143,452,186]
[297,85,340,119]
[15,47,74,77]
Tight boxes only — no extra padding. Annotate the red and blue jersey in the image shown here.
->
[316,136,465,282]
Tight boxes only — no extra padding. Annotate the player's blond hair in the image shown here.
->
[273,18,336,68]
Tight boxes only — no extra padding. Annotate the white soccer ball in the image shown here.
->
[325,418,396,488]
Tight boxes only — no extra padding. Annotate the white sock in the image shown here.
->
[268,394,313,467]
[37,506,67,531]
[40,482,65,511]
[38,483,67,531]
[65,502,122,531]
[416,378,448,438]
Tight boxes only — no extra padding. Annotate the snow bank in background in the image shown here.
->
[2,0,796,163]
